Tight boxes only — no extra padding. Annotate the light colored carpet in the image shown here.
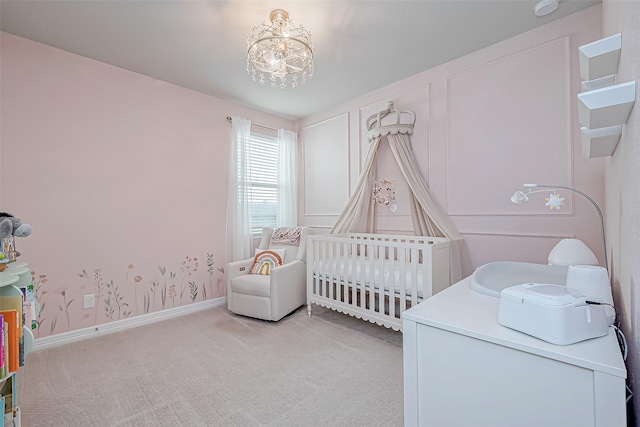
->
[17,305,404,426]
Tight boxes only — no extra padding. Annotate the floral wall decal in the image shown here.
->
[179,256,198,304]
[105,279,130,320]
[206,252,226,298]
[29,251,225,337]
[189,281,198,302]
[169,284,177,307]
[58,289,74,329]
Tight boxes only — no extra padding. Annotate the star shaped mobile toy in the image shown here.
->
[545,192,565,210]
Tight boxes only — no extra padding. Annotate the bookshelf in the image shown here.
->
[0,262,35,427]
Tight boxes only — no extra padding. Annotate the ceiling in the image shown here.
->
[0,0,600,120]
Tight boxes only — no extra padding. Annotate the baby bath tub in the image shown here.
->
[469,261,568,297]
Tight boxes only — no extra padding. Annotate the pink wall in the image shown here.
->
[602,0,640,423]
[300,4,640,421]
[0,32,293,337]
[299,6,605,270]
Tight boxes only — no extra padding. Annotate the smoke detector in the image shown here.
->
[534,0,559,16]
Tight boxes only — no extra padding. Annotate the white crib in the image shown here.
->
[306,233,452,331]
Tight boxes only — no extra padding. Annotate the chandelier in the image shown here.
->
[247,9,314,89]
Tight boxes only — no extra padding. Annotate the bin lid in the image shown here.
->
[501,283,586,306]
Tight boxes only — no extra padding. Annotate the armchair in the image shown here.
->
[226,226,312,321]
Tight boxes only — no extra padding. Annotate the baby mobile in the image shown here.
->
[373,179,397,213]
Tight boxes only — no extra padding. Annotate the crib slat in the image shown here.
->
[327,242,337,299]
[366,241,372,311]
[350,240,357,307]
[389,246,396,319]
[377,243,385,316]
[399,248,407,315]
[410,247,418,307]
[320,240,325,299]
[420,245,429,301]
[358,241,365,310]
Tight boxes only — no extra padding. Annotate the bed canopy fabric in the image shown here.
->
[330,101,471,282]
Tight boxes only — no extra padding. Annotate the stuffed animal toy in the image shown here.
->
[0,212,32,259]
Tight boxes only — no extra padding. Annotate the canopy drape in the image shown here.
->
[331,102,471,282]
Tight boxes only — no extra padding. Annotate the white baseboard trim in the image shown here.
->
[32,297,226,352]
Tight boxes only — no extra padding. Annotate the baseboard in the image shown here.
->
[32,297,226,352]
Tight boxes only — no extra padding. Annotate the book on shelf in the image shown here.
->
[18,335,24,368]
[0,315,4,378]
[0,312,18,374]
[19,285,36,330]
[2,324,6,379]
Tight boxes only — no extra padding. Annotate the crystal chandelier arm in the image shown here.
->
[520,184,608,271]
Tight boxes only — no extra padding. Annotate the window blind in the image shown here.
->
[244,132,279,234]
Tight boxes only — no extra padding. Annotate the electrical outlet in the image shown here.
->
[83,294,95,309]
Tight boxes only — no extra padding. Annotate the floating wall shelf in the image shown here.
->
[577,33,635,159]
[581,125,622,158]
[577,81,636,129]
[579,33,621,81]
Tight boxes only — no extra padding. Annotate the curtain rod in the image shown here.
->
[226,116,277,132]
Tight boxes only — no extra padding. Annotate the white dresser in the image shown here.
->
[402,277,627,427]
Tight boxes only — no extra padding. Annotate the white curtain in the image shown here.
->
[277,129,298,227]
[225,116,253,262]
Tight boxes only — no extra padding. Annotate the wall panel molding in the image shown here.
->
[445,36,574,217]
[302,113,350,216]
[461,231,573,239]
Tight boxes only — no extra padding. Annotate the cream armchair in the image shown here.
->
[226,226,312,321]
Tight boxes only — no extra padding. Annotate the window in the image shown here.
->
[227,116,298,261]
[242,131,279,235]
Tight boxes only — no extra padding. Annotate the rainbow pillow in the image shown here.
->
[250,249,285,275]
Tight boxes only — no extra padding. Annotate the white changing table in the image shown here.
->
[402,277,627,427]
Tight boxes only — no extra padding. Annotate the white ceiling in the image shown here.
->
[0,0,600,120]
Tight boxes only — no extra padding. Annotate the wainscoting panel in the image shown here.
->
[446,37,573,216]
[302,113,350,217]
